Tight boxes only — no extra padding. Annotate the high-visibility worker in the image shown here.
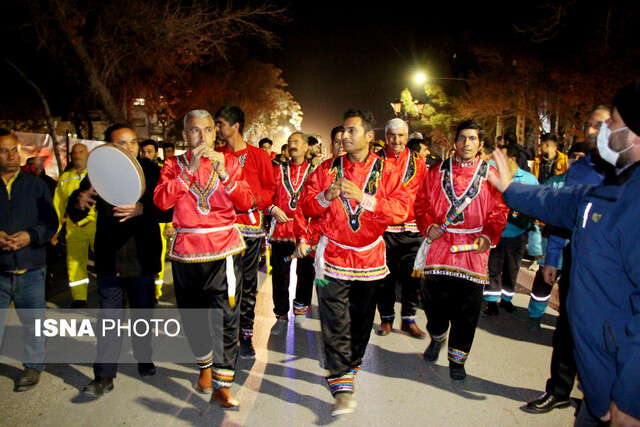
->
[53,143,96,307]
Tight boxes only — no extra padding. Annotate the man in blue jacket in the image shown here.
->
[0,128,58,391]
[489,80,640,425]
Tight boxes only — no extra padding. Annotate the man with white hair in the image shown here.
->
[375,118,428,338]
[154,109,253,409]
[490,81,640,425]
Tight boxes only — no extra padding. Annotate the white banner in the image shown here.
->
[14,132,104,180]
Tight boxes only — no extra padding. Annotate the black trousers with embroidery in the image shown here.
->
[421,275,483,363]
[239,236,262,333]
[376,231,423,320]
[271,241,315,317]
[172,254,243,373]
[317,277,381,378]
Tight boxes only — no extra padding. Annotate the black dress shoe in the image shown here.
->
[527,317,541,332]
[16,368,41,391]
[525,392,571,413]
[499,299,517,313]
[240,337,255,359]
[83,377,114,396]
[482,302,499,316]
[449,361,467,382]
[138,362,156,377]
[422,339,444,364]
[70,300,88,309]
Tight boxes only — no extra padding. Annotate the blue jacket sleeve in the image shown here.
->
[544,234,566,268]
[502,182,593,231]
[611,203,640,418]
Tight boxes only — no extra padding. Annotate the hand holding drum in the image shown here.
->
[87,145,145,207]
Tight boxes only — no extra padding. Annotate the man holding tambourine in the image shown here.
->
[68,124,171,396]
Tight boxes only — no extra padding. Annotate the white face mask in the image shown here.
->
[597,123,633,166]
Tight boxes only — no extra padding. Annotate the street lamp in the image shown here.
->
[390,99,426,132]
[390,100,402,116]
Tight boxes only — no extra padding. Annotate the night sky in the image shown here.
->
[264,1,520,140]
[2,1,635,145]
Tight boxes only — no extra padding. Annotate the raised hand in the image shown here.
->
[487,149,513,193]
[75,187,97,210]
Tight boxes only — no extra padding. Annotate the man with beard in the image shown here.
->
[532,133,568,184]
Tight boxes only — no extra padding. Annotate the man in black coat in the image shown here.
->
[69,124,171,395]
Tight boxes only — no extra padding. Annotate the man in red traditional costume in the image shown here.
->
[375,118,429,338]
[214,105,277,359]
[299,109,410,416]
[154,109,253,409]
[414,120,508,382]
[267,132,316,335]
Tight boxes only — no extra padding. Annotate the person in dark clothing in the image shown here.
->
[504,131,532,172]
[0,129,58,391]
[493,83,640,424]
[69,124,171,396]
[524,105,612,415]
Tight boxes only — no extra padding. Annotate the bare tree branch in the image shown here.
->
[4,58,63,175]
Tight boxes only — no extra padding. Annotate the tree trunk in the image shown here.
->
[5,59,64,176]
[53,0,126,125]
[87,117,94,140]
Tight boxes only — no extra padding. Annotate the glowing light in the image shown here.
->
[415,73,426,84]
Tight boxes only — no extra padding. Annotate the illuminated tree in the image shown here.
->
[21,0,288,124]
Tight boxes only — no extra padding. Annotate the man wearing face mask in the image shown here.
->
[525,106,613,415]
[490,80,640,425]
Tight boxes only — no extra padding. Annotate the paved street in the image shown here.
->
[0,262,579,426]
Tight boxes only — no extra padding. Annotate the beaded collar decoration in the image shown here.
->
[329,156,383,232]
[281,161,314,210]
[177,153,219,214]
[438,156,488,225]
